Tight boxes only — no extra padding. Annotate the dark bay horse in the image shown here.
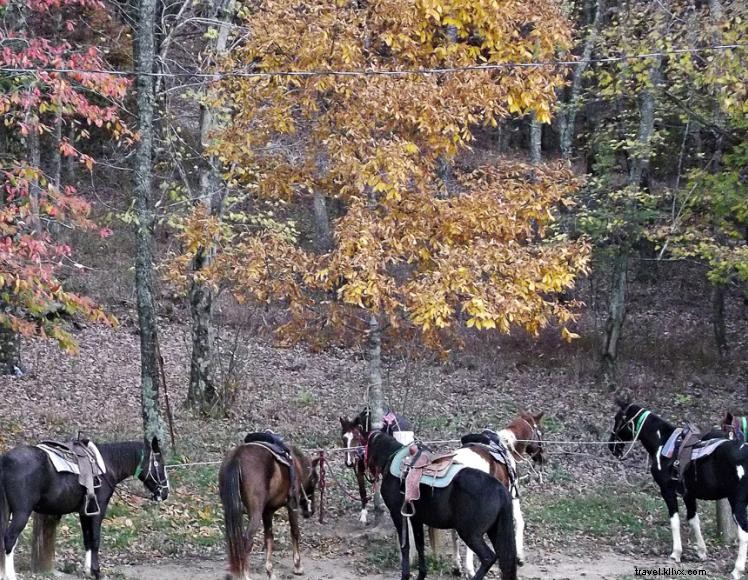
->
[723,413,748,443]
[219,439,319,580]
[609,399,748,579]
[451,411,545,574]
[339,406,413,524]
[0,437,168,580]
[365,430,517,580]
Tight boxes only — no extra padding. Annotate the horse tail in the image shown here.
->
[492,492,517,580]
[219,452,247,579]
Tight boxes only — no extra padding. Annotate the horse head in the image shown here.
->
[339,417,366,468]
[138,437,169,501]
[608,397,639,458]
[299,454,321,519]
[517,410,545,465]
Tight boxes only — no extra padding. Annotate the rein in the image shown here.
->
[614,407,652,459]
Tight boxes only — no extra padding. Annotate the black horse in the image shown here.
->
[365,430,517,580]
[0,437,169,580]
[609,399,748,580]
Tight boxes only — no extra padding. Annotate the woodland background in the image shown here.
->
[0,0,747,576]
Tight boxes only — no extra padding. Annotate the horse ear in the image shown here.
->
[614,396,628,408]
[534,412,545,423]
[339,416,346,426]
[725,412,734,424]
[151,436,161,453]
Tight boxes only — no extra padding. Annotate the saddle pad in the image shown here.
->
[243,442,292,467]
[389,447,466,488]
[691,438,729,461]
[661,429,683,459]
[37,442,106,475]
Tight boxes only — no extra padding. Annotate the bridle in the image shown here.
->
[725,416,748,441]
[136,449,170,499]
[610,405,652,459]
[517,417,544,459]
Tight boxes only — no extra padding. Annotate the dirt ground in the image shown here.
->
[45,548,712,580]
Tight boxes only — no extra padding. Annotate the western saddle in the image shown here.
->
[400,444,456,514]
[38,438,104,516]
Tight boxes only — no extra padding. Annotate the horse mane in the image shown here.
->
[97,441,144,477]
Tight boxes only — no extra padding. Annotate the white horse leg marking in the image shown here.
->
[738,466,745,480]
[513,498,526,565]
[732,526,748,579]
[464,546,476,578]
[688,514,707,560]
[670,513,682,562]
[359,507,368,525]
[85,549,93,576]
[344,433,353,466]
[5,542,17,580]
[656,446,662,471]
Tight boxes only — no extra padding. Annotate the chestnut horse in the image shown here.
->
[451,411,545,576]
[219,440,319,580]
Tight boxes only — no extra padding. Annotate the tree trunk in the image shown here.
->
[30,514,59,572]
[312,190,333,252]
[602,251,627,388]
[50,112,62,190]
[186,0,235,416]
[28,125,41,234]
[367,313,384,429]
[0,324,21,376]
[711,283,728,358]
[559,0,605,160]
[717,498,737,543]
[529,114,542,165]
[134,0,165,445]
[62,123,75,185]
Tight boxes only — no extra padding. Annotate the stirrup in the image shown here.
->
[84,495,101,516]
[400,500,415,518]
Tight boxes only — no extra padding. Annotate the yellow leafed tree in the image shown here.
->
[171,0,590,422]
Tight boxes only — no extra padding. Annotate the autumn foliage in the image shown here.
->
[0,0,127,349]
[168,0,591,351]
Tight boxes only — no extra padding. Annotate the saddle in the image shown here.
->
[401,444,457,504]
[37,439,105,516]
[244,431,299,510]
[461,430,518,495]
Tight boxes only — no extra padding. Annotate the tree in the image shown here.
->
[133,0,165,444]
[0,0,127,373]
[168,0,590,423]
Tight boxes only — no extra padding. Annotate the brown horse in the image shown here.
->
[451,411,545,576]
[723,412,748,443]
[219,441,319,580]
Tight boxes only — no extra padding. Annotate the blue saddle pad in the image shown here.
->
[389,447,466,488]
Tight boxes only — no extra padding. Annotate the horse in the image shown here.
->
[365,430,517,580]
[0,437,168,580]
[723,412,748,443]
[219,437,320,580]
[450,411,545,576]
[339,406,413,524]
[609,398,748,579]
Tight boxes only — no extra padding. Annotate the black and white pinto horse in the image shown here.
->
[609,399,748,579]
[0,437,169,580]
[339,406,413,525]
[365,430,517,580]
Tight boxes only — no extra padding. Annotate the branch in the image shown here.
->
[661,91,740,145]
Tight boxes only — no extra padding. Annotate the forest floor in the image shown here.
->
[3,300,746,579]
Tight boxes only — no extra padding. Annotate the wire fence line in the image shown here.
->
[1,43,745,81]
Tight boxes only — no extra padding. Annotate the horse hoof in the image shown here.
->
[669,552,681,563]
[518,558,525,567]
[293,566,304,576]
[451,567,461,576]
[732,569,743,580]
[697,551,708,561]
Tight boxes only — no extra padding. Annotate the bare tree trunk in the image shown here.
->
[312,190,333,252]
[367,313,384,429]
[711,283,728,358]
[134,0,165,444]
[0,325,21,375]
[717,498,737,543]
[529,114,542,165]
[602,251,627,388]
[30,514,59,572]
[628,63,661,188]
[559,0,605,160]
[187,0,235,416]
[27,125,41,234]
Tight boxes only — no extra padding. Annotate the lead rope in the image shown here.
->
[318,450,326,524]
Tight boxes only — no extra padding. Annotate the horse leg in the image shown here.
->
[411,520,427,580]
[512,497,525,566]
[4,509,32,580]
[459,532,496,580]
[356,463,368,525]
[729,486,748,579]
[389,507,411,580]
[262,510,276,580]
[659,487,682,562]
[287,505,304,575]
[684,494,707,561]
[449,530,463,576]
[464,545,476,579]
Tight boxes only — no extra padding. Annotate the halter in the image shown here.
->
[137,448,170,498]
[612,405,652,459]
[517,417,544,452]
